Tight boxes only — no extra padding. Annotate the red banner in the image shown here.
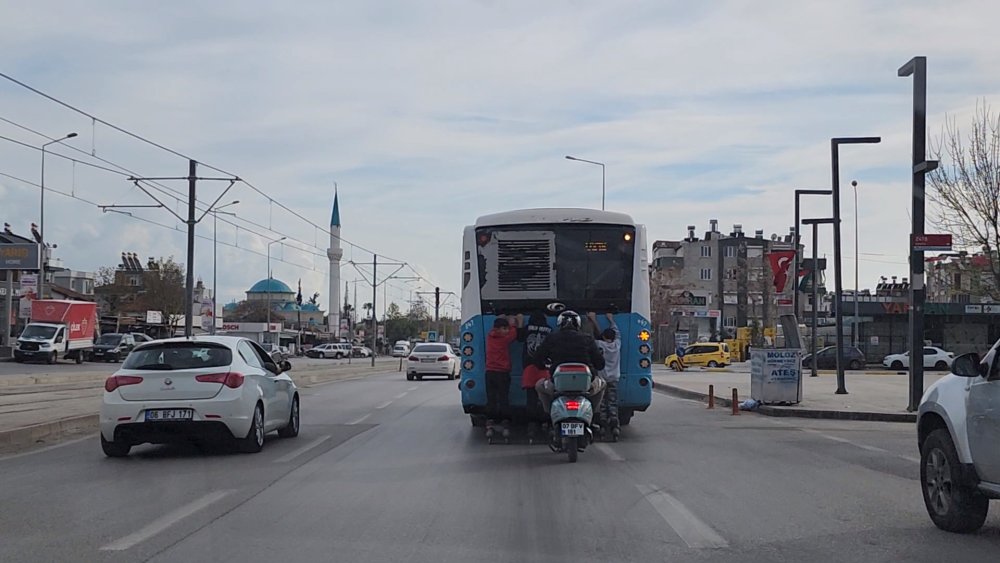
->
[768,250,796,293]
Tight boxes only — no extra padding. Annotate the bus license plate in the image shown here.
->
[561,422,584,436]
[145,409,194,421]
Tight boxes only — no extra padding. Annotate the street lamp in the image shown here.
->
[211,200,240,334]
[831,136,881,395]
[37,132,78,299]
[793,189,833,317]
[802,217,836,379]
[565,155,606,210]
[266,236,287,341]
[851,180,861,348]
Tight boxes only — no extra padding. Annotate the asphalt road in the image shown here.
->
[2,369,1000,562]
[0,355,389,379]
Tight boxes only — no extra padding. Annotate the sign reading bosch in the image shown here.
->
[0,243,41,270]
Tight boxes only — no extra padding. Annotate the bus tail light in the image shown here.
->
[463,360,474,371]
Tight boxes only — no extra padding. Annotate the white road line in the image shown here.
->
[407,386,418,391]
[393,392,408,400]
[100,490,234,551]
[273,435,331,464]
[594,443,625,462]
[637,485,728,549]
[900,455,921,464]
[348,413,372,425]
[375,400,393,410]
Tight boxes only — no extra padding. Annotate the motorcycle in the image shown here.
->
[548,363,596,463]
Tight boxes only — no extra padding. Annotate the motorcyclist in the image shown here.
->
[533,310,607,430]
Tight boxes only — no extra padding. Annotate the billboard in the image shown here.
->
[0,243,41,270]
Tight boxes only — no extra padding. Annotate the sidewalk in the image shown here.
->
[0,358,401,453]
[652,365,945,422]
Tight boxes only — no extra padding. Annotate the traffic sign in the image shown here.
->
[427,330,438,342]
[912,234,952,251]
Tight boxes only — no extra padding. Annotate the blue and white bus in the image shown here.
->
[458,208,653,427]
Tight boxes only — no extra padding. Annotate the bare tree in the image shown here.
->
[134,257,187,331]
[929,102,1000,299]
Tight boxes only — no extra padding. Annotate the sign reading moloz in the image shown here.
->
[0,244,40,270]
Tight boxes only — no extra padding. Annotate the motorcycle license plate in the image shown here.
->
[560,422,585,436]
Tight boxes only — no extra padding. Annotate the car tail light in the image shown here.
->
[438,355,450,362]
[408,356,419,361]
[196,372,245,388]
[565,400,581,410]
[105,375,143,392]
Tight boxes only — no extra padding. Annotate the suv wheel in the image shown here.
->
[921,429,989,533]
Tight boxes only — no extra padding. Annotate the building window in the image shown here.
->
[724,246,736,258]
[723,316,736,328]
[700,268,712,281]
[701,246,712,258]
[725,268,738,280]
[128,276,141,287]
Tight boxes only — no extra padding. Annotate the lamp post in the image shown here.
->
[899,56,938,412]
[38,132,78,299]
[211,200,239,334]
[266,236,286,343]
[802,217,836,379]
[831,136,881,395]
[851,180,861,348]
[565,155,606,210]
[793,189,833,318]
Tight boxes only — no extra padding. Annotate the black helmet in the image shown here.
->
[556,310,581,331]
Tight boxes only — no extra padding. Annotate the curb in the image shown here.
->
[0,414,99,451]
[653,384,916,423]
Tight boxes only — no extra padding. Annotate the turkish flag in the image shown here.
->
[768,250,797,293]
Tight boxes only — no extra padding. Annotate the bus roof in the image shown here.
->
[473,208,636,228]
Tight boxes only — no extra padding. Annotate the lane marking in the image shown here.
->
[100,490,234,551]
[407,386,418,391]
[375,400,393,410]
[273,435,331,464]
[393,392,408,400]
[900,455,921,464]
[348,413,372,425]
[594,443,625,462]
[637,485,728,549]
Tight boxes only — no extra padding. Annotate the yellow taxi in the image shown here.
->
[664,342,731,369]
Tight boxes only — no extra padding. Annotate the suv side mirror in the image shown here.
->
[950,353,981,378]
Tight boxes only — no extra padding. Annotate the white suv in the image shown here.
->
[918,337,1000,532]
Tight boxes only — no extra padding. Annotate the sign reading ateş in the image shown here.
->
[912,234,952,251]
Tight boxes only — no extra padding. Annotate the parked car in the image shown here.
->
[801,346,866,370]
[130,333,155,344]
[392,343,410,357]
[260,342,287,364]
[917,337,1000,532]
[883,346,954,371]
[663,342,730,369]
[406,343,458,381]
[99,336,298,457]
[352,346,373,358]
[305,343,333,358]
[90,333,137,363]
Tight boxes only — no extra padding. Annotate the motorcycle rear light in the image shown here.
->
[195,372,245,388]
[105,375,143,392]
[565,400,581,410]
[437,355,450,362]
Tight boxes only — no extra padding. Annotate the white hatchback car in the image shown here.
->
[406,343,458,380]
[99,336,299,457]
[884,346,955,371]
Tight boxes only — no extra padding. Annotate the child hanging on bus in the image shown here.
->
[589,312,621,432]
[485,314,521,434]
[519,310,552,440]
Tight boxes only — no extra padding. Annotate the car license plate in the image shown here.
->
[560,422,584,436]
[144,409,194,421]
[420,358,435,363]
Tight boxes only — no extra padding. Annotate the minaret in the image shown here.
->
[327,189,343,337]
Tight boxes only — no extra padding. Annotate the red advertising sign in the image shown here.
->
[912,234,952,251]
[768,250,797,293]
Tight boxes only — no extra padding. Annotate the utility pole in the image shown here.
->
[348,256,406,366]
[109,162,238,337]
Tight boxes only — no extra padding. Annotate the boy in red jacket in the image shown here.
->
[485,314,521,432]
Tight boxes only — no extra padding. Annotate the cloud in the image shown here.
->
[2,0,1000,310]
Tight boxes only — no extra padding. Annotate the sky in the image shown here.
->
[2,0,999,315]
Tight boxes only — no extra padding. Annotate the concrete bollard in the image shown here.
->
[707,385,715,409]
[398,357,403,372]
[731,388,739,416]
